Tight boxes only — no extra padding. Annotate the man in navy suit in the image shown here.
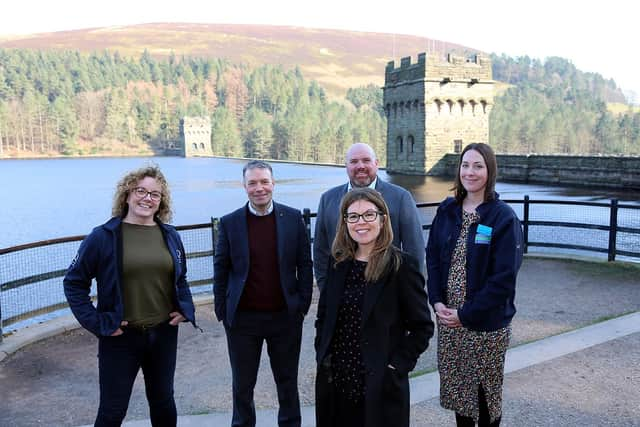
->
[313,142,425,290]
[214,160,313,427]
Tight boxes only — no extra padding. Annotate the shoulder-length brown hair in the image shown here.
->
[453,142,497,203]
[331,187,401,282]
[112,164,173,223]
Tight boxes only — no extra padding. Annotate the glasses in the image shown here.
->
[132,187,162,202]
[344,210,383,223]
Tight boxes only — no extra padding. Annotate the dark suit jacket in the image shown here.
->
[313,178,425,290]
[314,252,434,427]
[213,202,313,327]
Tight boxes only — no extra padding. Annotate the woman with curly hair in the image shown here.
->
[64,164,197,427]
[314,187,433,427]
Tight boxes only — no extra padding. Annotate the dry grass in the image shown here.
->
[0,23,476,97]
[608,102,640,115]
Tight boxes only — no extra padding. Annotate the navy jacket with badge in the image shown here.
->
[426,193,524,331]
[63,217,196,337]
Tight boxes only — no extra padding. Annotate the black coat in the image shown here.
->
[314,252,434,427]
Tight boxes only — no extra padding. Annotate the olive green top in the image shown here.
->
[121,222,174,328]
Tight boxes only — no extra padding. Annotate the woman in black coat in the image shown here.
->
[315,187,434,427]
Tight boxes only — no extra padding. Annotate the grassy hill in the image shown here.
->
[0,23,476,97]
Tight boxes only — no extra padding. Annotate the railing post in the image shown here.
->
[302,208,312,245]
[523,195,530,254]
[608,199,618,262]
[1,296,3,344]
[211,217,219,283]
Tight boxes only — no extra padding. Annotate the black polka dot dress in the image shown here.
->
[330,259,367,403]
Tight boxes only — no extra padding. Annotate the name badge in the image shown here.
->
[475,224,492,245]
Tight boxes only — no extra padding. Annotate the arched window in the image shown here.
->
[408,135,415,153]
[446,99,454,114]
[192,143,198,150]
[434,99,443,113]
[481,100,487,114]
[396,136,403,153]
[470,100,477,115]
[458,100,465,114]
[200,143,205,149]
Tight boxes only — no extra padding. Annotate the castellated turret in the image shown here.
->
[383,52,494,175]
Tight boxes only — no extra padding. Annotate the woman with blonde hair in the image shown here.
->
[64,164,197,427]
[314,187,433,427]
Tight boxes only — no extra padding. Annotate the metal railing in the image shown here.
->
[1,196,639,341]
[415,197,640,262]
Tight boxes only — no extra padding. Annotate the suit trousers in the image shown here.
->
[95,321,178,427]
[225,310,303,427]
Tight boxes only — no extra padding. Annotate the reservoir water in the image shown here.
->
[1,156,639,249]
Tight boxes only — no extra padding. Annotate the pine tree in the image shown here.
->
[211,107,242,156]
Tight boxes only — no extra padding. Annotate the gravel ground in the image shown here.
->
[410,332,640,426]
[0,256,639,427]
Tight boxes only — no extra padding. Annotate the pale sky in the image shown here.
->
[1,0,638,101]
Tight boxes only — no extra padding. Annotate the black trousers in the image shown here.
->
[455,385,501,427]
[95,321,178,427]
[315,357,365,427]
[334,397,365,427]
[225,310,303,427]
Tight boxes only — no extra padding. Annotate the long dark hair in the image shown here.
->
[453,143,497,203]
[331,188,400,282]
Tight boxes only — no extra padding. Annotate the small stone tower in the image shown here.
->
[383,52,494,174]
[181,116,213,157]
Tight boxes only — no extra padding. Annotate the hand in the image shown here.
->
[434,302,447,314]
[436,308,462,328]
[110,320,128,336]
[169,311,186,326]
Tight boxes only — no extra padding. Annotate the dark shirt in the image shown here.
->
[121,222,174,328]
[238,209,286,312]
[330,260,367,402]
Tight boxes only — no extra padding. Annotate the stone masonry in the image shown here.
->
[383,52,494,175]
[435,153,640,190]
[182,116,213,157]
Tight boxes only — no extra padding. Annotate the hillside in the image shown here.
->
[0,23,474,96]
[1,23,637,159]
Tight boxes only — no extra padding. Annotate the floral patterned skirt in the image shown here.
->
[438,323,510,423]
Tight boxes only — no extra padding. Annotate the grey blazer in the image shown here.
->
[312,179,425,290]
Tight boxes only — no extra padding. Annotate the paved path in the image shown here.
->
[107,312,640,427]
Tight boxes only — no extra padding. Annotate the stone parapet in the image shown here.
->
[436,153,640,190]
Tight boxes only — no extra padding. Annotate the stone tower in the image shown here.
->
[383,52,494,174]
[181,116,213,157]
